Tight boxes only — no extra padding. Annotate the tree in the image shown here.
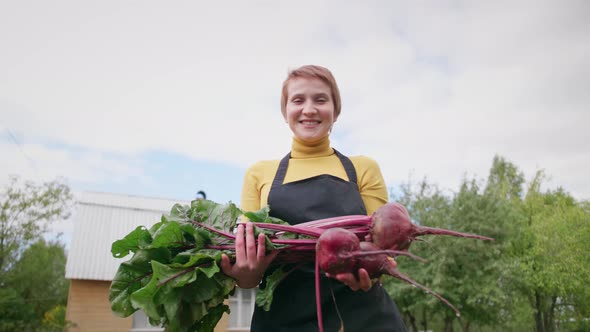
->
[42,304,76,331]
[0,176,73,331]
[0,176,72,274]
[0,239,69,330]
[485,155,525,201]
[433,177,514,332]
[387,157,529,332]
[385,156,590,331]
[515,172,590,332]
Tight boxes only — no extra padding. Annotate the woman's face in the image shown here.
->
[284,77,337,144]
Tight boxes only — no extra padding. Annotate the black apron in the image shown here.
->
[251,149,407,332]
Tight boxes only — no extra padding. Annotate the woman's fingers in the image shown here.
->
[327,270,373,292]
[218,223,278,288]
[245,223,257,262]
[357,269,372,291]
[257,233,267,258]
[219,254,231,275]
[234,224,246,263]
[330,273,359,290]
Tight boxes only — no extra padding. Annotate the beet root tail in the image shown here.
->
[386,267,461,317]
[315,254,324,332]
[416,226,494,242]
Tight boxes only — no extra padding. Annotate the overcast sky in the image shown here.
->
[2,1,589,240]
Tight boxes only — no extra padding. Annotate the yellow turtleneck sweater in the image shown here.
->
[240,136,388,216]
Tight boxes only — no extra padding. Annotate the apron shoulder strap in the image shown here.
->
[333,149,358,184]
[270,153,291,191]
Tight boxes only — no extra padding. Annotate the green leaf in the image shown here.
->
[172,250,214,267]
[243,206,289,225]
[185,273,223,303]
[214,273,237,297]
[109,248,170,317]
[189,303,230,332]
[150,221,186,248]
[111,226,152,258]
[157,285,182,330]
[168,204,192,223]
[192,199,242,231]
[179,223,210,248]
[130,261,195,320]
[243,206,271,222]
[256,268,287,311]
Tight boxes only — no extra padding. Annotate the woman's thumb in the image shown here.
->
[220,254,231,274]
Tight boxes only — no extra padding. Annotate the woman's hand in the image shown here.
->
[327,256,397,291]
[326,268,375,291]
[220,222,278,289]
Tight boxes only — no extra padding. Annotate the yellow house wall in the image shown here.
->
[64,279,241,332]
[65,279,131,332]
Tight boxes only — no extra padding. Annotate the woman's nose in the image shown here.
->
[302,102,317,115]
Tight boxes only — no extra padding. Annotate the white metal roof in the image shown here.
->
[65,191,190,281]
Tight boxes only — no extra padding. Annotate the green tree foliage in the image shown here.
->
[0,176,72,273]
[42,304,76,331]
[0,239,69,331]
[435,177,514,332]
[386,156,590,332]
[0,177,72,331]
[514,172,590,332]
[485,155,525,201]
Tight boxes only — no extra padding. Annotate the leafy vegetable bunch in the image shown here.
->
[108,199,302,332]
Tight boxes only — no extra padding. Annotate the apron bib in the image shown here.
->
[250,149,407,332]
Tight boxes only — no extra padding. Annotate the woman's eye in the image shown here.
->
[316,98,327,103]
[292,98,303,104]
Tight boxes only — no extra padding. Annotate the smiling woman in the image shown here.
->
[220,65,408,331]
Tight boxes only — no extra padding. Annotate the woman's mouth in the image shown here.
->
[299,120,321,126]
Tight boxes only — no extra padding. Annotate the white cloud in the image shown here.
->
[0,139,148,185]
[1,0,589,199]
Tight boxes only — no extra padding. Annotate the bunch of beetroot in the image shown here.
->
[245,202,493,331]
[109,200,493,332]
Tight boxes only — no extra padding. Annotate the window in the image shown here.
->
[131,310,164,332]
[228,287,257,330]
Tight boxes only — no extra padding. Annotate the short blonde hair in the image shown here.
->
[281,65,341,118]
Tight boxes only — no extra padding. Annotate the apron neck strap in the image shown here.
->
[334,149,358,184]
[271,149,358,191]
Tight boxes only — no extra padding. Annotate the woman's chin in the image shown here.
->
[295,133,328,144]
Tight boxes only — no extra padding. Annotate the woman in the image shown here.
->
[220,65,407,331]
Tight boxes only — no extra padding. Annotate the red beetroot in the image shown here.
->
[315,228,360,274]
[316,228,425,275]
[371,202,494,251]
[314,228,428,332]
[316,235,460,316]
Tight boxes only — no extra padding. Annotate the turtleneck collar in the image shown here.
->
[290,136,334,159]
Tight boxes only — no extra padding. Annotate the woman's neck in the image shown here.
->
[290,136,333,159]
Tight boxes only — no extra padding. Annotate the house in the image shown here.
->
[64,191,256,332]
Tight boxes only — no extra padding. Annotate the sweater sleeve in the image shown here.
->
[353,156,388,215]
[240,162,263,214]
